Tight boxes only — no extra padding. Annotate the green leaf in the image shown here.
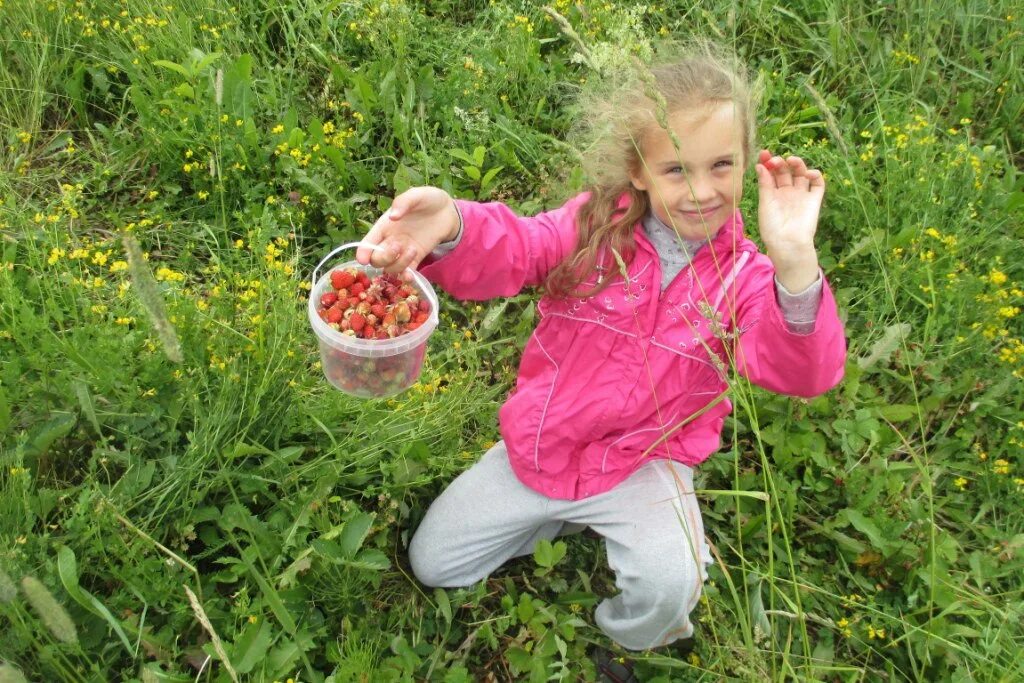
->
[435,588,452,624]
[840,508,888,552]
[448,148,475,165]
[152,59,191,78]
[516,594,535,623]
[472,145,486,167]
[480,165,504,190]
[193,51,223,75]
[875,404,919,422]
[341,549,390,571]
[506,646,532,674]
[231,620,274,674]
[73,381,101,434]
[339,513,375,557]
[463,165,481,181]
[25,413,76,461]
[56,546,134,654]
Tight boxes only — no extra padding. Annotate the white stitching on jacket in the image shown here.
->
[532,334,560,473]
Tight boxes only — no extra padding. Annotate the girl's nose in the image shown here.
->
[685,176,715,205]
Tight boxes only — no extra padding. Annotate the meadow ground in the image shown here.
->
[1,1,1022,681]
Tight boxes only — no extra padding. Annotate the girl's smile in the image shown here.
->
[629,103,746,241]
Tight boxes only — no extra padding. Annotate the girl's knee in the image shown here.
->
[408,526,451,587]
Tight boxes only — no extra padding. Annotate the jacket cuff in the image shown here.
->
[429,200,465,259]
[774,270,823,334]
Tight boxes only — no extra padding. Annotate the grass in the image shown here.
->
[1,0,1022,681]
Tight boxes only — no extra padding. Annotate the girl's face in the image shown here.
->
[628,102,746,241]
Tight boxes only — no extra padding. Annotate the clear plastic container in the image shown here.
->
[308,242,439,398]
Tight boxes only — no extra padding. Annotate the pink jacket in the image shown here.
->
[420,192,847,500]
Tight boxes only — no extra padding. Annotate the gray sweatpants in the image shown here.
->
[408,441,713,650]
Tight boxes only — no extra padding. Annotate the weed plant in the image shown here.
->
[1,0,1022,681]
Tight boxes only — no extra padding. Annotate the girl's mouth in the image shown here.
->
[679,206,722,220]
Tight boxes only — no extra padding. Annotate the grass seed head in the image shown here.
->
[20,576,79,645]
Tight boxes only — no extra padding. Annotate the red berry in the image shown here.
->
[326,305,343,323]
[414,310,429,324]
[370,303,386,318]
[357,271,371,287]
[321,292,338,308]
[330,270,355,290]
[406,322,422,331]
[376,329,390,340]
[362,324,376,339]
[418,299,431,314]
[349,312,366,332]
[349,282,365,296]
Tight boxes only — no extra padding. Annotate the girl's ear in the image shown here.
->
[627,159,648,192]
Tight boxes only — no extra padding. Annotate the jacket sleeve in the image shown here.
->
[730,254,847,397]
[417,193,587,301]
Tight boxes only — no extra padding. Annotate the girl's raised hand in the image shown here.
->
[755,150,825,291]
[755,150,825,250]
[355,186,462,279]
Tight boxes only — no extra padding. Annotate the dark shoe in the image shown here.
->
[592,647,639,683]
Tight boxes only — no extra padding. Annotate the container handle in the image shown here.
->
[311,241,386,289]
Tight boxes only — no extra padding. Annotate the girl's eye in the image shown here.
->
[713,160,734,169]
[667,166,683,174]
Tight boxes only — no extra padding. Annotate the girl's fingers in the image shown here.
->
[356,217,389,266]
[806,169,825,189]
[787,156,810,190]
[755,163,775,192]
[770,156,792,187]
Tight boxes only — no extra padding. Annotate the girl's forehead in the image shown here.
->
[640,102,745,156]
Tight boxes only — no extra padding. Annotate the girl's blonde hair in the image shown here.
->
[545,41,760,299]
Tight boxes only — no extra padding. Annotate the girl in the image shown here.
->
[355,44,846,653]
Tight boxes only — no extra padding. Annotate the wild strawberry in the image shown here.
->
[398,285,414,298]
[331,270,355,290]
[393,301,411,324]
[326,305,344,323]
[414,310,429,324]
[366,314,378,326]
[318,309,330,322]
[376,329,390,340]
[349,312,366,332]
[357,271,370,287]
[356,301,371,315]
[321,292,338,308]
[406,321,421,331]
[370,303,387,318]
[362,324,375,339]
[349,282,365,296]
[418,298,431,314]
[348,296,359,308]
[386,323,401,337]
[382,312,397,326]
